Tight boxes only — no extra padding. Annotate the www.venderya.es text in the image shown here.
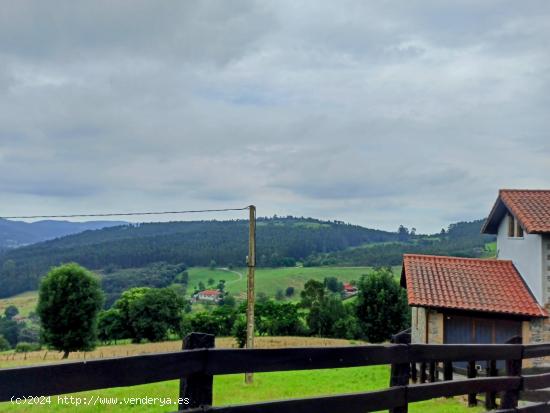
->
[11,395,190,407]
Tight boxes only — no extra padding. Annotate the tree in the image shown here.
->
[219,294,236,308]
[355,268,410,343]
[306,295,349,337]
[324,277,343,293]
[397,225,410,242]
[300,280,325,309]
[275,289,285,301]
[115,287,184,343]
[18,325,41,344]
[209,260,217,270]
[285,286,295,297]
[217,280,226,292]
[37,263,103,358]
[198,281,206,291]
[97,308,126,344]
[0,317,20,347]
[207,278,215,286]
[4,305,19,320]
[0,335,10,351]
[232,316,247,348]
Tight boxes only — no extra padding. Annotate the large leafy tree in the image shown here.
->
[37,263,103,358]
[355,267,410,343]
[115,287,183,342]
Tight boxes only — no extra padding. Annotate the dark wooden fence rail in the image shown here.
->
[2,332,550,412]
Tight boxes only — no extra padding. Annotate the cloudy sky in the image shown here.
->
[0,1,549,232]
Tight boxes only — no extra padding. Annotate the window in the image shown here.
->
[507,213,524,238]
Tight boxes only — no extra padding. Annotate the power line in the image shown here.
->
[0,206,251,220]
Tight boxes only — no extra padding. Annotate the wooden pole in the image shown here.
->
[245,205,256,384]
[179,332,215,410]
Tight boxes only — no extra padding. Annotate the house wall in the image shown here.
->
[544,236,550,302]
[497,215,544,304]
[411,307,443,344]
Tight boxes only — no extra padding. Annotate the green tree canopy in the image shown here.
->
[4,305,19,320]
[37,263,104,358]
[355,267,409,343]
[115,287,184,342]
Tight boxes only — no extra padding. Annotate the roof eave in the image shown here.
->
[408,303,547,319]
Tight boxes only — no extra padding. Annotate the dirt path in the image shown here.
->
[216,267,244,284]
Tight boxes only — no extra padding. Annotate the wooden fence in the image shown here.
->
[2,332,550,412]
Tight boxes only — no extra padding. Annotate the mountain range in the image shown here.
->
[0,218,127,249]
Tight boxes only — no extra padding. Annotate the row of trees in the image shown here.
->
[14,263,409,358]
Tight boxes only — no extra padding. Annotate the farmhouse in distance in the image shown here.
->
[402,189,550,365]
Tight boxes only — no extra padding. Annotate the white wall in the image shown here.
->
[497,215,544,304]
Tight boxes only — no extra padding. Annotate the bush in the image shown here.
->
[15,342,40,353]
[232,316,247,348]
[0,335,10,351]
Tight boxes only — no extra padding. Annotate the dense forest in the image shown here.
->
[304,219,494,266]
[0,217,399,297]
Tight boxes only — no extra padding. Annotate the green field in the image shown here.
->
[188,266,394,300]
[0,291,38,317]
[0,369,481,413]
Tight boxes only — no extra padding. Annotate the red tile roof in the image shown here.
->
[482,189,550,234]
[401,254,547,318]
[199,290,221,296]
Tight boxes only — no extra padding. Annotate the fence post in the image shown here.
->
[429,361,436,382]
[389,330,411,413]
[443,361,453,381]
[443,361,453,398]
[420,362,427,383]
[179,332,215,410]
[501,336,522,410]
[467,360,477,406]
[485,359,497,410]
[411,362,417,383]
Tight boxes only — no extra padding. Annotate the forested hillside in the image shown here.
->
[304,219,495,267]
[0,217,397,297]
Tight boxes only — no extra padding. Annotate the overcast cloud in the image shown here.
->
[0,1,549,232]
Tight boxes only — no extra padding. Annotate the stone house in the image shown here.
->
[401,189,550,365]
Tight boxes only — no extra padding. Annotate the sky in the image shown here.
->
[0,1,549,233]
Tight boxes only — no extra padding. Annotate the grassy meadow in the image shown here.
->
[188,266,399,300]
[0,337,482,413]
[0,291,38,317]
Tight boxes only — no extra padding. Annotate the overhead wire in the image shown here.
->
[0,206,251,220]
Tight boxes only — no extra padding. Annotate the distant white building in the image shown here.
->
[195,289,222,302]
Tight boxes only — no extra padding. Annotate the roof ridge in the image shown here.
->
[500,189,550,193]
[403,253,511,263]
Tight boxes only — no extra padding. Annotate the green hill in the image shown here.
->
[0,217,397,297]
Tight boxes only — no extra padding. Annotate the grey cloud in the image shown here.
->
[0,1,549,231]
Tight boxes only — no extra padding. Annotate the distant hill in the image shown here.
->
[304,219,495,267]
[0,217,398,297]
[0,218,127,248]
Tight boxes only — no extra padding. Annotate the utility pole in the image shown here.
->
[245,205,256,384]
